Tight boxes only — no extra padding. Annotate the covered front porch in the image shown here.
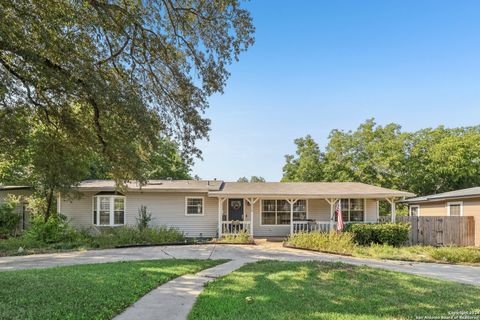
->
[214,196,401,237]
[208,182,413,238]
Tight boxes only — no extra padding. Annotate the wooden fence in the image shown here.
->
[380,216,475,246]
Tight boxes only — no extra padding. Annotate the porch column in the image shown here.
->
[245,198,259,236]
[218,198,226,237]
[386,198,396,222]
[287,198,298,235]
[325,198,338,231]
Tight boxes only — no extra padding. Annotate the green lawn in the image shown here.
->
[0,259,225,320]
[189,260,480,320]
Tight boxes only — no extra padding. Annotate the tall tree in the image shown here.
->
[282,135,324,182]
[0,0,254,217]
[84,139,191,180]
[404,126,480,195]
[282,119,480,197]
[237,176,266,182]
[322,119,408,189]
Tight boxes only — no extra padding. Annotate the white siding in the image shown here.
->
[365,199,379,222]
[61,193,381,238]
[60,192,96,227]
[61,191,219,237]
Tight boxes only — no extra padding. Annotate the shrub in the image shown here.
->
[136,205,152,231]
[349,223,410,247]
[216,230,253,244]
[89,226,184,248]
[0,196,21,238]
[286,231,356,254]
[25,214,79,244]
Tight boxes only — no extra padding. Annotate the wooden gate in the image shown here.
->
[382,216,475,246]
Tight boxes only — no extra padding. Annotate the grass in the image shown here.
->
[355,243,480,264]
[0,259,225,320]
[189,260,480,320]
[286,232,480,265]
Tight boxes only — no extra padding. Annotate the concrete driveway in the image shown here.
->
[0,242,479,285]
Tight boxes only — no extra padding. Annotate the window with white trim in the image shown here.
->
[409,205,420,217]
[261,200,307,225]
[93,195,125,226]
[186,197,204,215]
[335,199,365,222]
[448,202,463,216]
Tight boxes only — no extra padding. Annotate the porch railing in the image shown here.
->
[221,221,251,235]
[293,221,336,234]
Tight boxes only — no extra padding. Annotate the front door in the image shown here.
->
[228,199,244,221]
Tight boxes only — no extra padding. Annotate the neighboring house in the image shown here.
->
[58,180,413,238]
[404,187,480,246]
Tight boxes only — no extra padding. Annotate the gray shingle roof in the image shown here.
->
[76,180,223,192]
[75,180,414,198]
[210,182,414,198]
[403,187,480,203]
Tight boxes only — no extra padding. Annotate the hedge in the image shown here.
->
[348,223,410,247]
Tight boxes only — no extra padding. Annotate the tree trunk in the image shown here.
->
[44,188,54,222]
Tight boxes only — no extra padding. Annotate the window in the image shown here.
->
[186,197,204,215]
[448,202,463,216]
[409,205,420,217]
[261,199,307,225]
[92,195,125,226]
[293,200,307,221]
[335,199,365,222]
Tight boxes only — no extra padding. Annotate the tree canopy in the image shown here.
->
[237,176,266,183]
[282,119,480,196]
[0,0,254,216]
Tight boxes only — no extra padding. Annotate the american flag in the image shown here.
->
[336,200,344,232]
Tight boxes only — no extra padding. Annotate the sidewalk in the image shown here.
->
[114,259,254,320]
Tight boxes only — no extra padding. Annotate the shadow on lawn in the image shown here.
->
[190,260,480,320]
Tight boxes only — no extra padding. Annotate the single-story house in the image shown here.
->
[403,187,480,246]
[57,180,414,237]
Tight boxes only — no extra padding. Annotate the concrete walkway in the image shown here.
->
[0,243,479,285]
[114,259,253,320]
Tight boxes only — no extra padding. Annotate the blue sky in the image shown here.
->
[192,0,480,182]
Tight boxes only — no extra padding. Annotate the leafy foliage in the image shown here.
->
[25,214,78,244]
[88,226,184,248]
[282,135,323,182]
[286,231,356,254]
[1,223,185,256]
[136,205,153,231]
[348,223,410,247]
[237,176,266,182]
[0,196,20,237]
[282,119,480,196]
[0,0,254,216]
[215,229,253,244]
[286,232,480,264]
